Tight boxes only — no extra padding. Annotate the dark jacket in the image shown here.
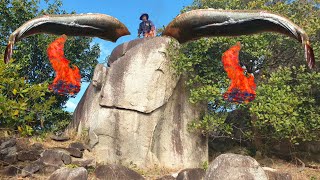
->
[138,20,155,35]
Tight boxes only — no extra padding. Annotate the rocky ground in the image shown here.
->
[0,135,319,180]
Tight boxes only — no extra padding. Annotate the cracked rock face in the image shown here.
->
[70,37,208,169]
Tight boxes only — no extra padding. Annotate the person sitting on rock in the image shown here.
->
[138,13,156,38]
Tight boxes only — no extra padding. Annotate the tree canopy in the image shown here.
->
[0,0,100,135]
[171,0,320,152]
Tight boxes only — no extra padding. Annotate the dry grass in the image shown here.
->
[271,159,320,180]
[257,157,320,180]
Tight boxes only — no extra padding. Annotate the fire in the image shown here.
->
[47,35,81,95]
[222,42,256,103]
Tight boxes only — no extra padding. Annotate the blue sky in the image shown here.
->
[39,0,193,112]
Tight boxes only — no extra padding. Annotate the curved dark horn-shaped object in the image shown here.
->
[4,13,130,63]
[163,9,315,69]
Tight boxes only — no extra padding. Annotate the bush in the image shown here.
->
[250,66,320,144]
[170,0,320,154]
[0,58,72,136]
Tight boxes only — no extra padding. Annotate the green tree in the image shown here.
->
[171,0,320,150]
[250,65,320,144]
[0,0,101,134]
[0,57,71,136]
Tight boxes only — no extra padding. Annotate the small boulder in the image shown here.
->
[177,168,205,180]
[69,142,88,151]
[50,135,70,142]
[17,150,41,161]
[65,147,83,158]
[95,164,145,180]
[0,146,17,165]
[204,153,268,180]
[49,167,88,180]
[0,139,16,149]
[21,163,42,177]
[40,149,72,167]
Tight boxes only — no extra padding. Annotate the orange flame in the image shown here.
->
[222,42,256,103]
[47,35,81,95]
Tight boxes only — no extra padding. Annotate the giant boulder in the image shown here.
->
[70,37,208,169]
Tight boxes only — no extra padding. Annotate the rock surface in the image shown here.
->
[70,37,208,169]
[94,164,145,180]
[17,149,41,161]
[69,142,88,151]
[49,167,88,180]
[204,153,268,180]
[21,163,42,177]
[40,149,72,167]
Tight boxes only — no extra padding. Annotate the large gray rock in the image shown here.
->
[70,37,208,169]
[204,153,268,180]
[100,37,179,113]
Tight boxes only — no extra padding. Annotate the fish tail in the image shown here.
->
[305,42,315,69]
[4,41,14,64]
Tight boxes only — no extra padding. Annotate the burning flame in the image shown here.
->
[222,42,256,103]
[47,35,81,95]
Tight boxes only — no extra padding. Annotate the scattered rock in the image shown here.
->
[0,145,16,155]
[21,163,41,177]
[69,142,88,151]
[204,153,268,180]
[61,153,72,165]
[72,158,94,167]
[49,167,88,180]
[0,146,17,165]
[40,149,72,167]
[263,167,292,180]
[50,135,70,142]
[65,147,83,158]
[156,175,176,180]
[0,139,16,149]
[17,150,41,161]
[0,165,21,176]
[177,168,205,180]
[95,164,145,180]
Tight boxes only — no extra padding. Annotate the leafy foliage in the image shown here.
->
[250,65,320,143]
[0,0,101,135]
[0,58,71,136]
[170,0,320,148]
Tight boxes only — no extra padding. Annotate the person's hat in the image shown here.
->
[140,13,149,20]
